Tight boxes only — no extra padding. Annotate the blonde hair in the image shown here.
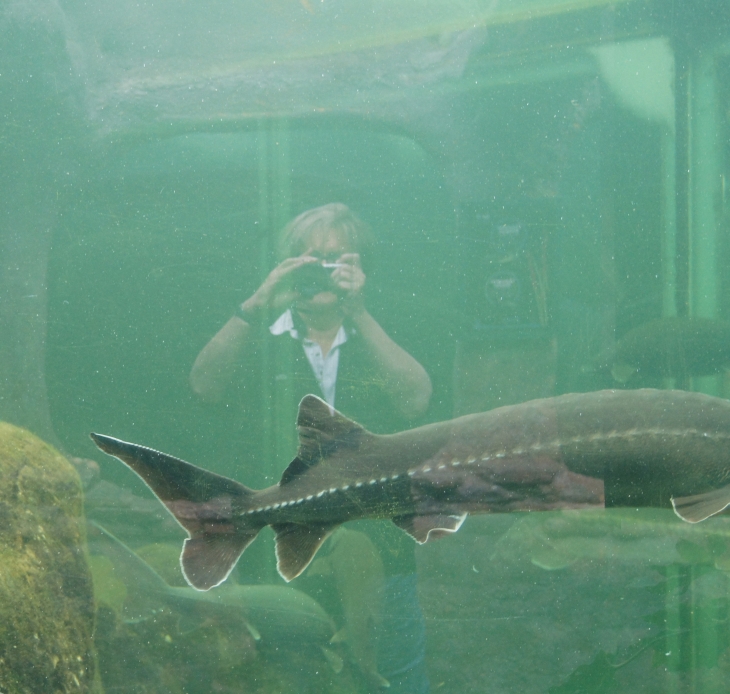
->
[277,203,373,260]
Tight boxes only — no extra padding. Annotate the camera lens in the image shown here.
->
[293,264,333,298]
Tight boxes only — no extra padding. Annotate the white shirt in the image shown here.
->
[269,309,349,407]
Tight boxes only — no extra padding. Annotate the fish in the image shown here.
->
[87,521,340,660]
[90,388,730,590]
[589,317,730,383]
[491,507,730,572]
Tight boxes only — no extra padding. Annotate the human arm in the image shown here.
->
[333,255,433,420]
[189,316,250,402]
[348,308,432,419]
[189,252,318,402]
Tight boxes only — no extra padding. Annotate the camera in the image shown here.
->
[292,262,343,298]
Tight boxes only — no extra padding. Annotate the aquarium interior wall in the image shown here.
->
[2,0,730,692]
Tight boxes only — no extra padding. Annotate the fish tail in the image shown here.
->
[90,433,264,590]
[672,483,730,523]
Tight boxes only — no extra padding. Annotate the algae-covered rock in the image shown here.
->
[0,422,96,693]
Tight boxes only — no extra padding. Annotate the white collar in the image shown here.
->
[270,309,349,406]
[269,308,299,338]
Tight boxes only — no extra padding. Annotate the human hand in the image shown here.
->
[242,250,319,315]
[331,253,366,315]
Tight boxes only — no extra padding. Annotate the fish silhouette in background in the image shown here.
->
[87,521,344,669]
[91,388,730,590]
[90,521,397,684]
[589,317,730,383]
[491,507,730,572]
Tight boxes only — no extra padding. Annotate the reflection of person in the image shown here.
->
[190,203,431,422]
[190,203,431,693]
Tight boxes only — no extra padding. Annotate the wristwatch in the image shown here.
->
[235,304,261,325]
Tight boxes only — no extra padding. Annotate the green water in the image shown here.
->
[2,0,730,691]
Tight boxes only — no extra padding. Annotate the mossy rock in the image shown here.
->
[0,422,96,693]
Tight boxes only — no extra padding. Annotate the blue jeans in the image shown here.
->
[376,573,429,694]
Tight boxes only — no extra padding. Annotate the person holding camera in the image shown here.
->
[190,203,432,426]
[190,203,432,694]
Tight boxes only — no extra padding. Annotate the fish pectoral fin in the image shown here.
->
[330,627,348,644]
[272,521,340,582]
[530,548,577,571]
[610,363,636,383]
[392,513,468,544]
[181,529,260,591]
[321,647,344,674]
[366,670,391,689]
[244,620,262,642]
[672,484,730,523]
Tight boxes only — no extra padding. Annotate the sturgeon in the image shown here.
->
[90,388,730,590]
[589,317,730,382]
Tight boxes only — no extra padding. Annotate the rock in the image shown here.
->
[0,422,96,693]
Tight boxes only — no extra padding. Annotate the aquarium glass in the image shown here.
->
[2,0,730,691]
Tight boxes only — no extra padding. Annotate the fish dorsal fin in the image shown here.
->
[279,395,370,486]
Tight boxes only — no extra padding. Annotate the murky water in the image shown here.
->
[2,1,730,692]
